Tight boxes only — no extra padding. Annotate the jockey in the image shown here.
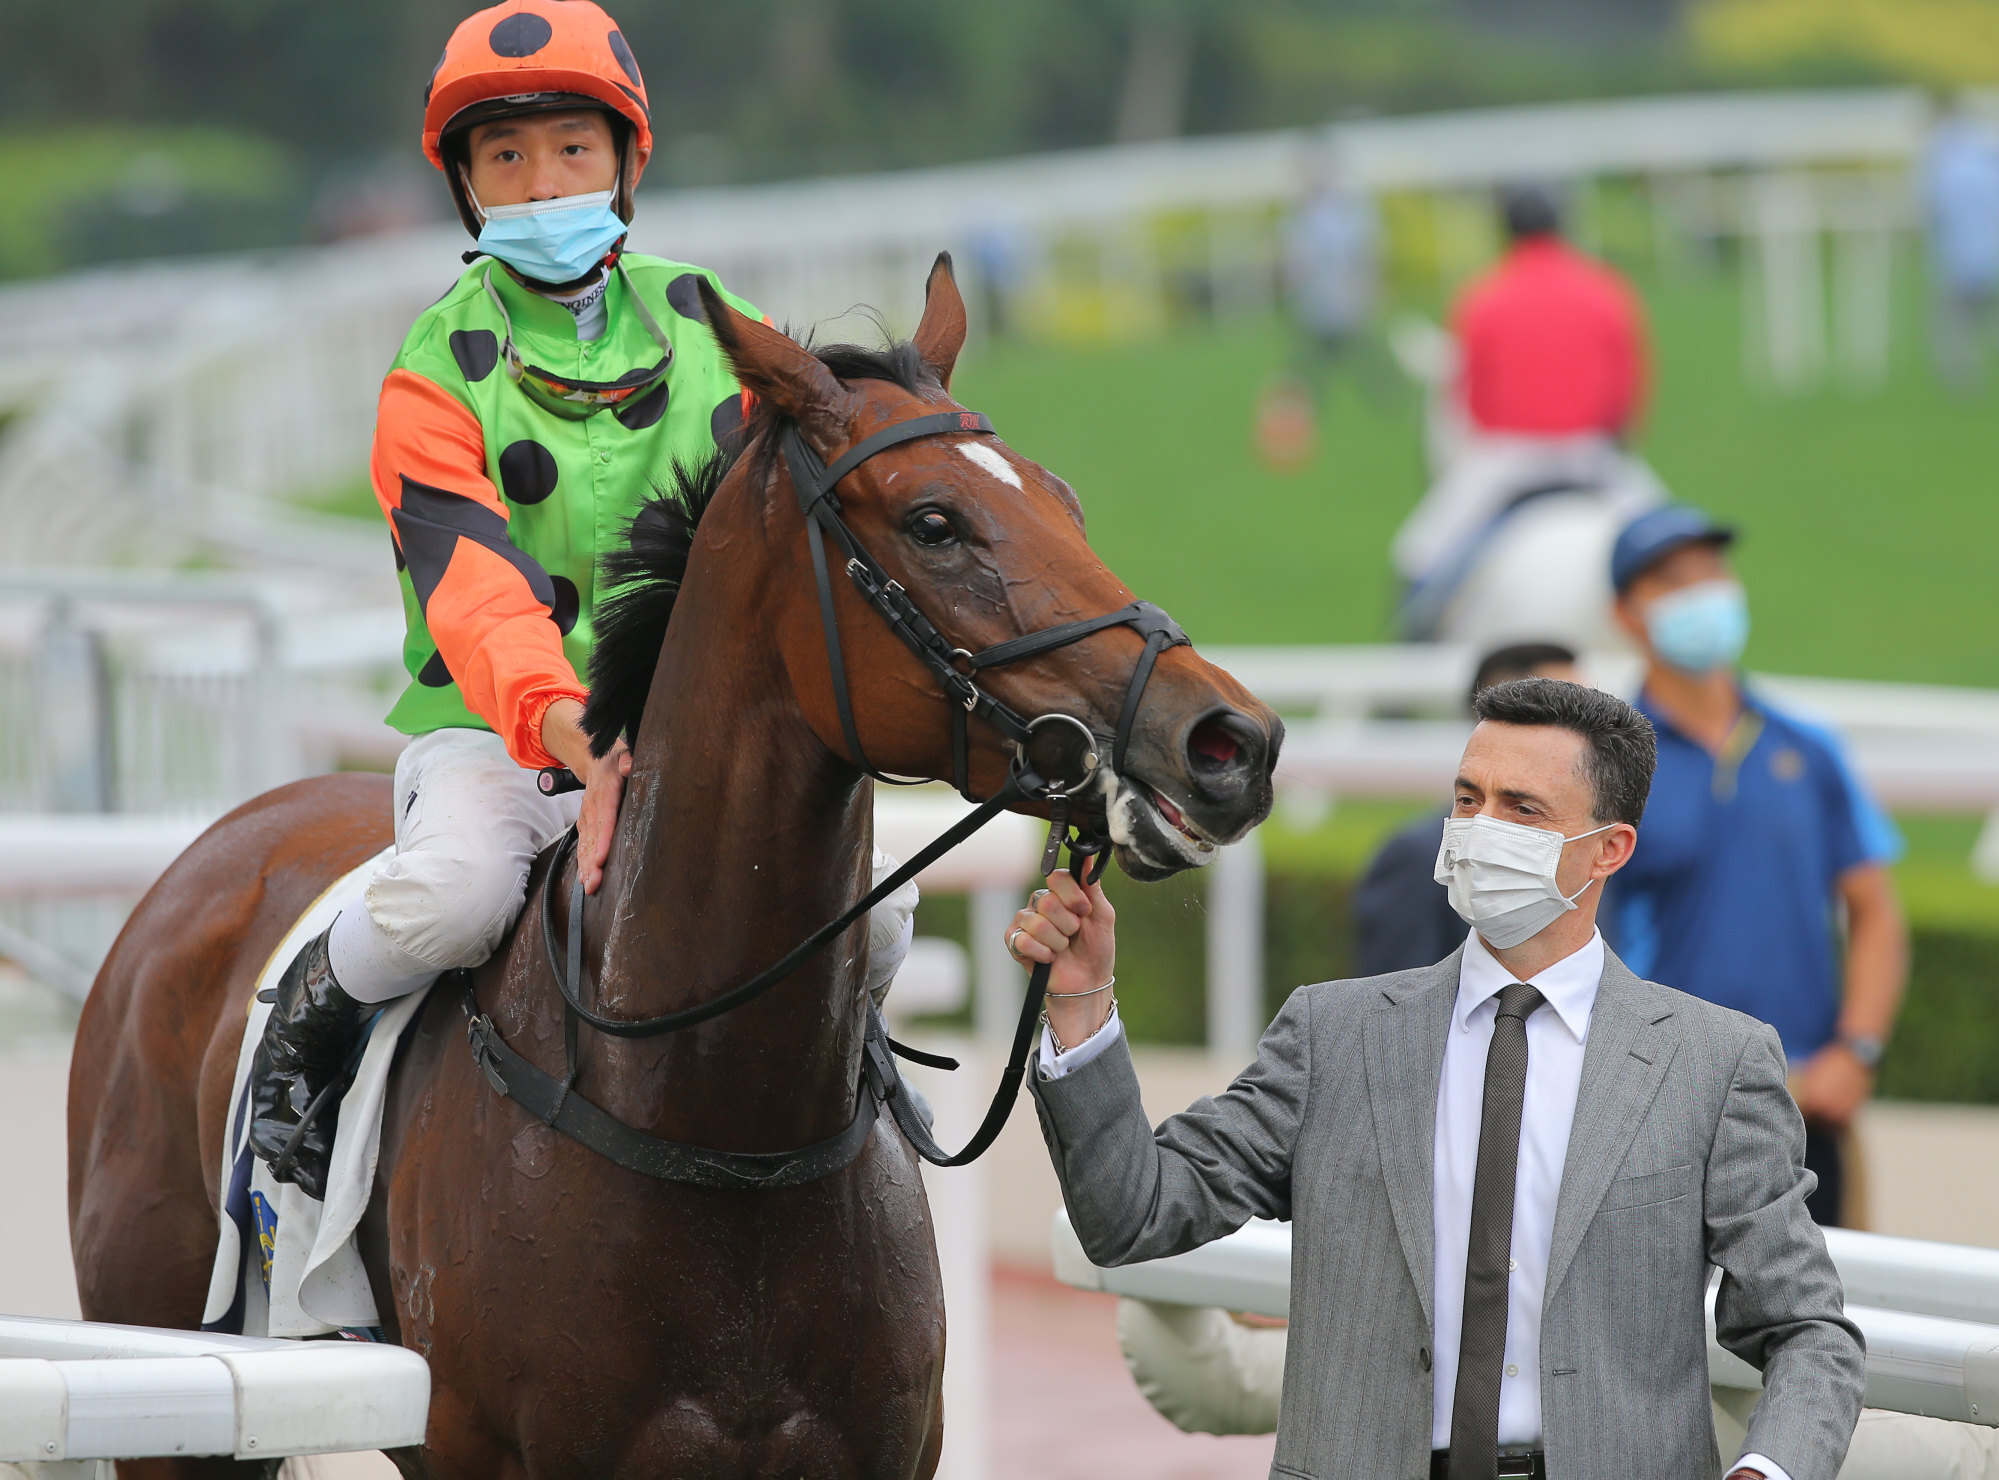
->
[1392,184,1663,633]
[246,0,917,1198]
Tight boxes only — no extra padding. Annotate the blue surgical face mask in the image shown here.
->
[1646,579,1749,673]
[471,184,625,286]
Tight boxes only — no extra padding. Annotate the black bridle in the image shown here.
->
[779,411,1187,802]
[464,404,1191,1189]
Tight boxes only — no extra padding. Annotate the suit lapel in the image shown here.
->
[1364,950,1461,1327]
[1544,951,1680,1304]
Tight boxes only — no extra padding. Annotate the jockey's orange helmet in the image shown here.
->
[423,0,653,233]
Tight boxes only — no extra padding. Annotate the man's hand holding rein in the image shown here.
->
[541,697,633,896]
[1008,868,1118,1052]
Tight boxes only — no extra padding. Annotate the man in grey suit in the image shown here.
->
[1006,678,1864,1480]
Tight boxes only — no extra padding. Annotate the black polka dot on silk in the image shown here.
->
[549,575,581,635]
[449,329,500,383]
[488,12,553,58]
[711,393,745,451]
[498,439,559,504]
[418,650,453,688]
[613,380,669,431]
[607,30,643,87]
[424,48,447,107]
[665,273,707,322]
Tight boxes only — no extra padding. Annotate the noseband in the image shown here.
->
[465,403,1196,1188]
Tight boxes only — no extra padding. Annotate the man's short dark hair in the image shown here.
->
[1500,183,1562,241]
[1469,641,1577,709]
[1472,677,1656,825]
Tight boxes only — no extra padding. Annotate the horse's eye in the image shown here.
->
[905,508,958,548]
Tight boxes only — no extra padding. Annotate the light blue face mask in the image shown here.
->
[1646,579,1750,673]
[472,185,626,286]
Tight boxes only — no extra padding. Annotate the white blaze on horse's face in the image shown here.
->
[955,441,1022,490]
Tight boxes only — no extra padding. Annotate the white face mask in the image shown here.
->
[1432,813,1617,950]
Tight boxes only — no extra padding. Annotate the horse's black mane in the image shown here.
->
[580,337,937,756]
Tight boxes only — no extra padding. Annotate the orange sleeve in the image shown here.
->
[372,368,585,769]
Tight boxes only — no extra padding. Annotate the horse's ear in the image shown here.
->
[695,279,853,436]
[912,252,967,390]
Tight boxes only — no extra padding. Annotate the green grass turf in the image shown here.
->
[953,264,1999,687]
[953,265,1999,926]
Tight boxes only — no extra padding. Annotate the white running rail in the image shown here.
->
[1052,1211,1999,1424]
[0,1315,429,1464]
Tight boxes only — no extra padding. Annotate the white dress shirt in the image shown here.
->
[1037,1004,1124,1080]
[1433,928,1603,1450]
[1038,934,1786,1479]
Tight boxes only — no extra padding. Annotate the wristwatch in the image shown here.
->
[1840,1033,1886,1070]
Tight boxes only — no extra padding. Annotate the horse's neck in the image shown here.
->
[586,546,872,1149]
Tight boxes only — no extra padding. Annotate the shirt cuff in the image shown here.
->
[1036,1007,1124,1081]
[514,687,591,772]
[1734,1454,1793,1480]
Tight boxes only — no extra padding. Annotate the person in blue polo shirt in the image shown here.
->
[1604,506,1909,1226]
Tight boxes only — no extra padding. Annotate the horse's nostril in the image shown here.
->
[1187,713,1251,772]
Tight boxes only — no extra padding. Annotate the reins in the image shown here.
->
[464,400,1186,1186]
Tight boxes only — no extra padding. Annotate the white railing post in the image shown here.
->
[1205,832,1265,1065]
[248,602,299,800]
[970,884,1023,1045]
[913,1040,990,1480]
[37,597,111,814]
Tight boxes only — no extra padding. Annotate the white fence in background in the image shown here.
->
[0,88,1950,572]
[0,1314,428,1471]
[7,610,1999,1056]
[1052,1211,1999,1428]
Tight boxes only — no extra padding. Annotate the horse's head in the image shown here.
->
[667,257,1281,881]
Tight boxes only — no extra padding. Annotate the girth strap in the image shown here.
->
[465,981,887,1191]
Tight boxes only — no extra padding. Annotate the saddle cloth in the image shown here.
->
[201,846,430,1338]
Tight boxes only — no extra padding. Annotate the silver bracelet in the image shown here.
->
[1046,995,1118,1056]
[1044,975,1116,1000]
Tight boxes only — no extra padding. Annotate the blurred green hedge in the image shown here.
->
[915,864,1999,1105]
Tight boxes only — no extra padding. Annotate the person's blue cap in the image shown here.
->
[1611,505,1737,593]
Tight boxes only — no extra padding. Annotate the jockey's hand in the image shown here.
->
[1006,868,1116,1049]
[540,699,632,896]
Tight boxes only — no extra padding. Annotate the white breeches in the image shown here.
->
[329,729,582,1001]
[1390,432,1665,585]
[328,727,916,1006]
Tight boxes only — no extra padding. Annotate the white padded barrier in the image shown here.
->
[0,788,1042,902]
[1053,1211,1999,1425]
[0,1316,429,1462]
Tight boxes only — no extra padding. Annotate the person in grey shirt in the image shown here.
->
[1006,678,1863,1480]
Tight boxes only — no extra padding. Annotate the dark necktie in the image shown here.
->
[1448,982,1547,1480]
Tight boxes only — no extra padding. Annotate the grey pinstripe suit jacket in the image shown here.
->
[1030,946,1865,1480]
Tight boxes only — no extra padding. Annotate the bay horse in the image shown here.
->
[68,256,1281,1480]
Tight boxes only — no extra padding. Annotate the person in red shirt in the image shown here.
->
[1454,186,1646,437]
[1393,186,1666,644]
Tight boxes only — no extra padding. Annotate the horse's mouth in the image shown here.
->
[1104,775,1220,882]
